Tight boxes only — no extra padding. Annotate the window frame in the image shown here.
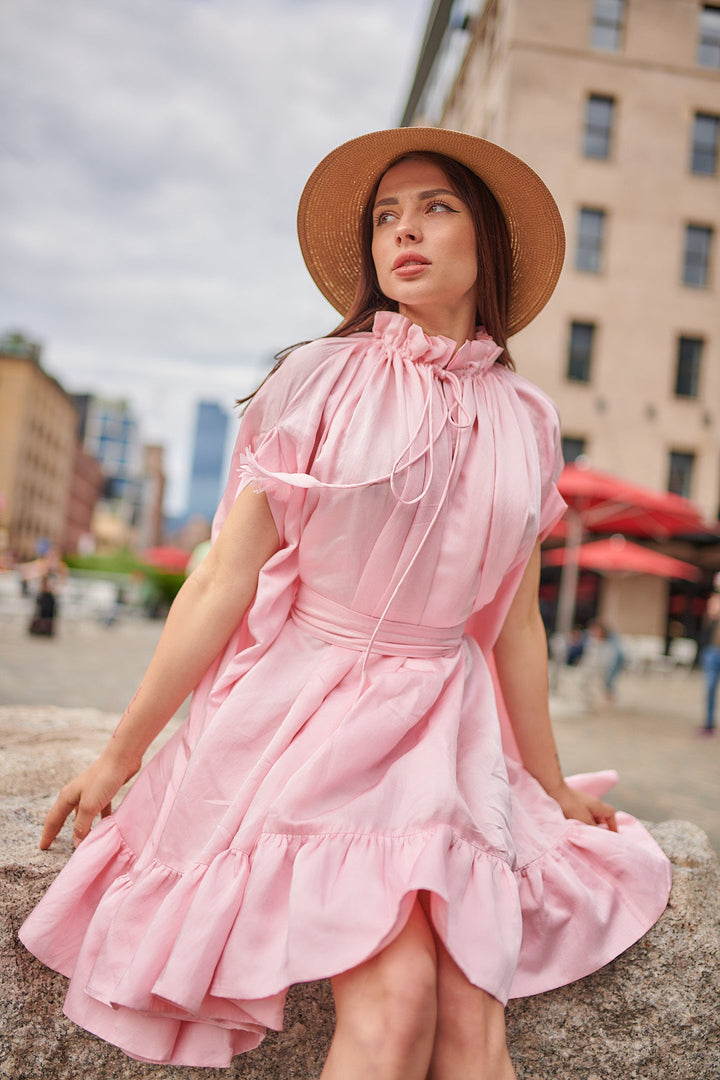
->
[561,436,587,464]
[667,450,696,499]
[674,336,704,399]
[682,223,714,287]
[567,320,596,383]
[576,208,607,273]
[691,112,720,175]
[584,93,616,159]
[591,0,626,51]
[698,4,720,68]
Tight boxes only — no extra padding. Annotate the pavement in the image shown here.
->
[1,605,718,854]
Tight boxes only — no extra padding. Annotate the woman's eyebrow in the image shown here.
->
[373,187,458,209]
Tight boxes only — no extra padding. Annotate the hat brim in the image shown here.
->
[297,127,565,337]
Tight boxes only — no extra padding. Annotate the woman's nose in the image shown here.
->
[395,216,422,243]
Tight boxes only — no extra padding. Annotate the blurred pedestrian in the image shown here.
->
[581,620,625,705]
[28,576,57,637]
[565,625,586,666]
[699,590,720,736]
[103,585,126,628]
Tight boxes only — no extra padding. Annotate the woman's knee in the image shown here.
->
[434,946,509,1058]
[332,901,438,1052]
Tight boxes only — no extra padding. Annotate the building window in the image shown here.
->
[674,337,703,398]
[576,209,606,273]
[683,224,713,286]
[584,94,615,159]
[562,436,587,464]
[567,321,595,382]
[698,4,720,67]
[668,451,695,498]
[691,112,720,174]
[591,0,625,50]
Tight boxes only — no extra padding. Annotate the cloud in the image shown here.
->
[0,0,428,510]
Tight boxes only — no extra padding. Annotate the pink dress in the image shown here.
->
[20,313,672,1067]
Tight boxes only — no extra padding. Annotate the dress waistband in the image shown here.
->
[291,583,466,658]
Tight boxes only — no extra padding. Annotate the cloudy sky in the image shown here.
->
[0,0,430,513]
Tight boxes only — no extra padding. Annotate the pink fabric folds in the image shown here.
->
[291,581,466,658]
[19,314,672,1067]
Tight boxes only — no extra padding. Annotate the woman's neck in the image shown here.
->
[398,298,476,351]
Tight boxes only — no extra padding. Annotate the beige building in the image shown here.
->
[403,0,720,634]
[0,347,78,561]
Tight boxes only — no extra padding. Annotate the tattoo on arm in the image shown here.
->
[112,687,141,739]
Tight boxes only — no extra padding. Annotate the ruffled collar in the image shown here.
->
[372,311,502,376]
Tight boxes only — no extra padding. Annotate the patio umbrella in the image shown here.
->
[543,536,701,582]
[556,463,709,537]
[552,461,710,636]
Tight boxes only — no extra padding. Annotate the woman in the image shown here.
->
[20,129,672,1078]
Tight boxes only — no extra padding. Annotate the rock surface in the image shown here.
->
[506,820,720,1079]
[2,707,719,1079]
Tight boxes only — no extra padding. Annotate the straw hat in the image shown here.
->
[297,127,565,337]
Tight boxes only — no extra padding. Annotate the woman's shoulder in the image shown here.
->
[272,331,370,383]
[496,366,561,426]
[493,367,562,473]
[248,332,371,423]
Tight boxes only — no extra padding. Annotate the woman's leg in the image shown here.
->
[320,900,438,1080]
[703,647,720,730]
[427,932,516,1080]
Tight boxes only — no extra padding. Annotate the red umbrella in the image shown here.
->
[557,463,708,538]
[142,546,191,573]
[543,536,700,582]
[552,462,712,635]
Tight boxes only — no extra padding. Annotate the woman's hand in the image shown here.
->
[40,750,141,850]
[493,545,619,836]
[550,781,618,832]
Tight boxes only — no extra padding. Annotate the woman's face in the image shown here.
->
[370,157,478,336]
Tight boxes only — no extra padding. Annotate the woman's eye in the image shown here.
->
[374,210,394,227]
[427,200,454,214]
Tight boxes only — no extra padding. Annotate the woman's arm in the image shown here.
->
[493,541,617,831]
[40,486,281,850]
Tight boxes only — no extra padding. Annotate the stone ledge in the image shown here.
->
[2,709,719,1079]
[506,820,720,1080]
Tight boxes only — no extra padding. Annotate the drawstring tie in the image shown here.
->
[238,355,482,685]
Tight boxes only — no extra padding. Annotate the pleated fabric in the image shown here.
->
[20,313,671,1067]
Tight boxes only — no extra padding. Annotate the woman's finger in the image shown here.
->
[40,788,79,850]
[72,797,103,847]
[594,800,618,832]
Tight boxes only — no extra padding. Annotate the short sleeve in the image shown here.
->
[211,337,353,544]
[537,402,567,541]
[508,375,567,543]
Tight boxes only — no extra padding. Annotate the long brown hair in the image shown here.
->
[238,151,514,406]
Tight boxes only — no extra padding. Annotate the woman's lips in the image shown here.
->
[392,254,430,277]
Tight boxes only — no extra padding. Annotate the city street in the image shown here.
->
[1,603,718,854]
